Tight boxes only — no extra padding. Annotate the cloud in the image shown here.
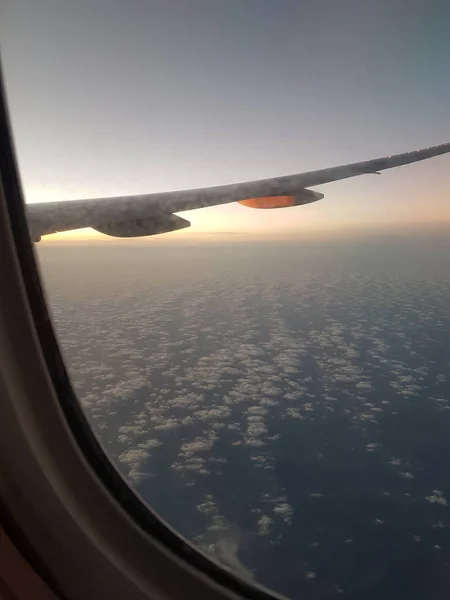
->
[197,496,218,515]
[257,515,273,535]
[41,241,450,588]
[273,502,294,524]
[426,490,448,505]
[181,436,216,454]
[366,443,381,452]
[284,408,304,419]
[118,448,150,465]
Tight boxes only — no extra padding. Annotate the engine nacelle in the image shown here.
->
[238,188,324,209]
[93,214,191,238]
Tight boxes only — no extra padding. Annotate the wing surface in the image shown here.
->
[27,142,450,239]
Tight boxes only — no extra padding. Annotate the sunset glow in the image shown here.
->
[2,0,448,244]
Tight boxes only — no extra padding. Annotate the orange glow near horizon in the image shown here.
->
[38,219,450,246]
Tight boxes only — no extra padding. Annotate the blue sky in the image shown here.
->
[1,0,449,239]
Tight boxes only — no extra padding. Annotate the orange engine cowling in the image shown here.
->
[238,188,324,209]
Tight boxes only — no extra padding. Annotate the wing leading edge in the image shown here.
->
[27,142,450,240]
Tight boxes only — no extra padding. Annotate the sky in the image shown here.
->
[1,0,449,242]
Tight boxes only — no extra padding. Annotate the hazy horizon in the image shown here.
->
[36,221,450,246]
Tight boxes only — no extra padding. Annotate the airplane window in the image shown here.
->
[2,1,450,599]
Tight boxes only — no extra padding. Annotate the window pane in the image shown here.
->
[3,1,450,599]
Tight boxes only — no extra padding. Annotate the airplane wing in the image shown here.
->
[27,142,450,241]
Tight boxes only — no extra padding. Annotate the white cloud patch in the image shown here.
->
[273,502,294,524]
[257,515,273,535]
[426,490,448,505]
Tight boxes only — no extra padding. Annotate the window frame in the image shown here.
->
[0,67,283,600]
